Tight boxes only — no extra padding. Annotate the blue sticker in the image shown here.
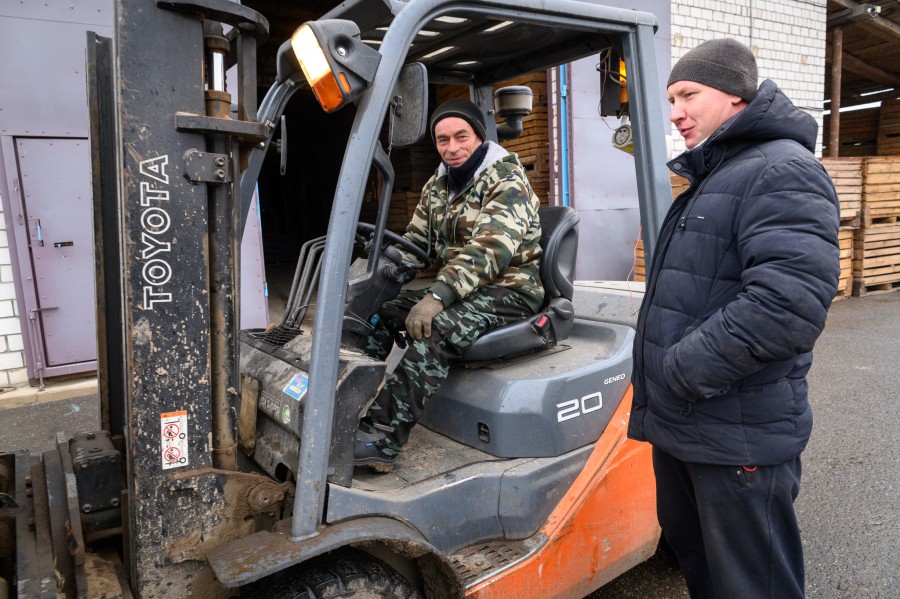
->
[283,373,309,401]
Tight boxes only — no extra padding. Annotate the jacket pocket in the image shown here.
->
[737,379,793,424]
[645,375,695,421]
[662,344,699,403]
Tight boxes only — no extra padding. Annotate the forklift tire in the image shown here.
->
[239,548,423,599]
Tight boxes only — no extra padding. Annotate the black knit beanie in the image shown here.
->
[430,99,487,142]
[667,38,758,102]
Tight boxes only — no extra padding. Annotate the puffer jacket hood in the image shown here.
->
[679,80,817,180]
[628,80,840,465]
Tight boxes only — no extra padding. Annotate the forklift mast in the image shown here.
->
[94,0,272,594]
[1,0,671,597]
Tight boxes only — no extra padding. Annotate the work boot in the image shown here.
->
[354,438,395,473]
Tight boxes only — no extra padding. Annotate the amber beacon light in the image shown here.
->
[291,20,381,113]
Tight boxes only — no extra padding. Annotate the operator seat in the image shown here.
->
[460,205,579,362]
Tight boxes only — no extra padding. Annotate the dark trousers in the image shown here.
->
[652,448,805,599]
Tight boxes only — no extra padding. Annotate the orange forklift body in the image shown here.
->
[469,387,659,598]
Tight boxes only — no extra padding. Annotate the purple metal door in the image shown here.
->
[15,137,97,367]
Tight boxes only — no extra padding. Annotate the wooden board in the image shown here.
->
[851,222,900,296]
[633,174,691,282]
[633,239,645,282]
[837,226,854,297]
[876,99,900,156]
[862,156,900,225]
[821,157,863,226]
[823,107,880,158]
[671,174,690,199]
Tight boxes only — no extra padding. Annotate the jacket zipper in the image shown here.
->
[635,154,725,409]
[675,154,724,233]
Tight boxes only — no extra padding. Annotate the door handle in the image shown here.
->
[28,218,44,247]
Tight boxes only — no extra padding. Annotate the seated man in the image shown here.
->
[355,98,544,472]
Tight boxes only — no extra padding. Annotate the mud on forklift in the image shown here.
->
[0,0,673,597]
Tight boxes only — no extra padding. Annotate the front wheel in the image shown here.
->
[239,548,423,599]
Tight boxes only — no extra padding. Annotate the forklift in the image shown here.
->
[0,0,673,597]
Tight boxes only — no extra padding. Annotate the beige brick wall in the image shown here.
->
[670,0,829,157]
[0,195,27,387]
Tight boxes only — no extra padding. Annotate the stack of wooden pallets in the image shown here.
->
[821,157,864,298]
[384,144,439,232]
[496,74,550,205]
[632,158,900,301]
[853,156,900,296]
[387,191,422,233]
[392,145,439,193]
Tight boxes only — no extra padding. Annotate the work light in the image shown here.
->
[291,20,381,113]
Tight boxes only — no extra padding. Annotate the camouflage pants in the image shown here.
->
[360,285,533,454]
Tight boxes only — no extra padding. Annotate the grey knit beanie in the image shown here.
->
[667,38,758,102]
[430,99,487,142]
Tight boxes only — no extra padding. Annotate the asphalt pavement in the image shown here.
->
[0,378,100,455]
[589,291,900,598]
[0,292,897,598]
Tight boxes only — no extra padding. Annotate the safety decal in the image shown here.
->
[160,410,189,470]
[283,373,309,401]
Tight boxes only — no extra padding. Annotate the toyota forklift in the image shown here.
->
[0,0,673,597]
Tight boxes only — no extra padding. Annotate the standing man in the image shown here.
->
[630,38,840,598]
[355,98,543,472]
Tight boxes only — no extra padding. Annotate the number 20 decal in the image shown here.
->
[556,392,603,422]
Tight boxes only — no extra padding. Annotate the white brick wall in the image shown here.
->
[670,0,829,156]
[0,194,26,387]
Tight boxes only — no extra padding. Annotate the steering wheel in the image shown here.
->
[356,222,431,270]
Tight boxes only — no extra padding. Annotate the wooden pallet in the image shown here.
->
[836,226,854,298]
[862,156,900,226]
[671,174,690,199]
[821,157,863,227]
[631,174,690,282]
[387,191,421,233]
[633,239,645,282]
[852,222,900,296]
[391,145,439,192]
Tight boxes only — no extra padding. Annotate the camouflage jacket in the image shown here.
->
[401,141,544,311]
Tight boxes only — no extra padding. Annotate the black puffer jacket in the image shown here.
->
[628,80,840,465]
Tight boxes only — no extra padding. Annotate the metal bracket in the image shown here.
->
[156,0,269,40]
[175,112,269,143]
[183,149,231,184]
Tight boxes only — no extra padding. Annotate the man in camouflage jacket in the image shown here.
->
[356,99,543,472]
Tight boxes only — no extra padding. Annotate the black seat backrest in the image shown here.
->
[459,205,579,363]
[536,205,579,303]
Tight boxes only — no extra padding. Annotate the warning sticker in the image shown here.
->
[160,410,189,470]
[283,373,309,401]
